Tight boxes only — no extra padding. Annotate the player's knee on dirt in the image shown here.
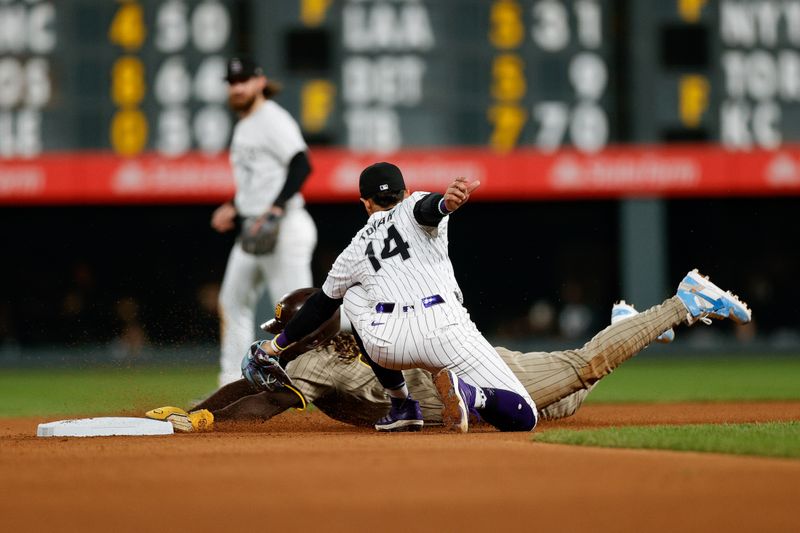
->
[479,389,537,432]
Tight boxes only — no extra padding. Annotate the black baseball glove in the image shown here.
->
[241,340,297,392]
[240,213,281,255]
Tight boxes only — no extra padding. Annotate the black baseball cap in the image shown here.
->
[224,57,263,83]
[359,162,406,199]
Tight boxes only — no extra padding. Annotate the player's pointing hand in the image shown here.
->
[443,177,481,212]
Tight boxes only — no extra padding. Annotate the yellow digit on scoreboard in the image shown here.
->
[111,56,146,107]
[489,0,524,50]
[301,80,335,133]
[109,2,146,51]
[679,74,709,128]
[488,103,528,153]
[110,108,148,156]
[491,54,526,103]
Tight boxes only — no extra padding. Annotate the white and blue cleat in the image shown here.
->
[676,269,752,325]
[611,300,675,343]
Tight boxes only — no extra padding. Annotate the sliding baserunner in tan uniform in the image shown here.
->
[147,268,751,430]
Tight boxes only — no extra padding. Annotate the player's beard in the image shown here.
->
[228,93,257,114]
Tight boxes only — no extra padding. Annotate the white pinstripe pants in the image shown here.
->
[344,292,534,407]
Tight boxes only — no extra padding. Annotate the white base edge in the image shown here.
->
[37,417,174,437]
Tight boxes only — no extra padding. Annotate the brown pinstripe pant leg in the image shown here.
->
[498,297,688,420]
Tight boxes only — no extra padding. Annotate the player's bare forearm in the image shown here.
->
[210,389,303,422]
[443,177,480,212]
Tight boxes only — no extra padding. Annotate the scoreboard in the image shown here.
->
[629,0,800,148]
[0,0,236,158]
[2,0,800,204]
[260,0,616,154]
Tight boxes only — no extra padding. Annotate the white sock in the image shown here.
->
[473,387,487,409]
[387,383,409,399]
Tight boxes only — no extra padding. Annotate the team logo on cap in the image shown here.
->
[380,184,389,191]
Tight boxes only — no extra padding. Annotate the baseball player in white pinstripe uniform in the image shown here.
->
[257,162,537,433]
[211,57,317,387]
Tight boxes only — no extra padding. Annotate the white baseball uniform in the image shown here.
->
[218,100,317,386]
[321,192,535,408]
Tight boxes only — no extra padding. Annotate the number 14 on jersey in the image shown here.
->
[365,225,410,272]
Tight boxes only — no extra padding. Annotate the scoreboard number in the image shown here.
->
[112,56,146,107]
[528,0,609,153]
[111,108,148,156]
[109,2,146,50]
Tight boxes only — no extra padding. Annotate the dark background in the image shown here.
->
[3,197,796,352]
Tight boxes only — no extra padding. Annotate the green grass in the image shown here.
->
[534,421,800,459]
[585,357,800,403]
[0,366,218,417]
[1,356,799,418]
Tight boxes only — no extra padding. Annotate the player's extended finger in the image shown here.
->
[466,180,481,193]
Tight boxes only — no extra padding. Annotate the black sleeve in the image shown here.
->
[283,289,343,342]
[273,150,312,209]
[412,192,447,226]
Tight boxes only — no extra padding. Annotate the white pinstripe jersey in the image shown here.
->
[229,100,307,217]
[320,195,534,405]
[322,191,460,305]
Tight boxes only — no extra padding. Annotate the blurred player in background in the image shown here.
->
[210,57,317,387]
[147,269,751,432]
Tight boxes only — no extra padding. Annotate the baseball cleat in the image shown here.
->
[433,369,470,433]
[145,406,214,432]
[676,269,752,325]
[611,300,675,343]
[145,406,193,432]
[375,398,424,432]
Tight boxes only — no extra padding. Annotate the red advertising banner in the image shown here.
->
[2,145,800,205]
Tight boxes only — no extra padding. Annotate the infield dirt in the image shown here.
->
[2,401,799,533]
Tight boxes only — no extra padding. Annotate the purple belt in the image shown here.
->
[375,294,444,313]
